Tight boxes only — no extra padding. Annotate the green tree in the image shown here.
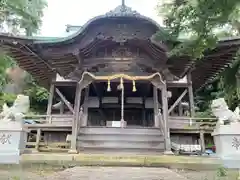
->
[157,0,240,56]
[157,0,240,111]
[0,0,47,35]
[0,54,15,92]
[0,0,48,112]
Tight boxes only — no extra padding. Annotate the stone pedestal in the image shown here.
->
[212,123,240,158]
[0,121,28,164]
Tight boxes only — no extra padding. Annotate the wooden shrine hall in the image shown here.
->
[1,3,240,154]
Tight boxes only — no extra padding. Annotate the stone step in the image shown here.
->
[79,127,162,135]
[78,147,164,153]
[77,127,165,153]
[78,134,163,142]
[77,141,164,150]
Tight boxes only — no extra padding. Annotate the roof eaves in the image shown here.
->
[0,34,64,44]
[33,5,164,44]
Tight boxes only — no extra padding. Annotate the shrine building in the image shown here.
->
[1,3,240,154]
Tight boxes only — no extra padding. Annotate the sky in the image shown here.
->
[40,0,162,37]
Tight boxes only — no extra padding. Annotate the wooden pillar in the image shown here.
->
[120,82,125,127]
[142,97,146,126]
[200,130,205,152]
[187,73,195,117]
[46,83,55,123]
[82,86,89,127]
[68,82,82,154]
[60,101,64,114]
[161,83,172,154]
[153,86,159,127]
[35,128,41,152]
[178,101,183,116]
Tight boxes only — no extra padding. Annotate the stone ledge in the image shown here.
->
[18,153,221,170]
[22,153,74,162]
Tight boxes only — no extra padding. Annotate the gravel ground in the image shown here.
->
[0,167,238,180]
[41,167,188,180]
[176,169,238,180]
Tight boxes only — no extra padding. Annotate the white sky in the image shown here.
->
[40,0,162,37]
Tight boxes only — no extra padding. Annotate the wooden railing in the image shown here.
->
[24,113,217,153]
[156,114,217,132]
[169,116,217,121]
[26,141,70,152]
[169,116,217,130]
[158,115,216,154]
[24,114,74,152]
[24,114,74,126]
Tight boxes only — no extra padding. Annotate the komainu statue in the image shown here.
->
[211,98,240,125]
[0,94,30,122]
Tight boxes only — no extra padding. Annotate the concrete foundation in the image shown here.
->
[212,123,240,158]
[0,121,28,164]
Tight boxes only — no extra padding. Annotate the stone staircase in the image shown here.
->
[77,127,165,154]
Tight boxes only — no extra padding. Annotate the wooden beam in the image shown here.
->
[168,89,187,114]
[82,57,162,71]
[167,82,188,88]
[55,88,74,113]
[52,81,77,86]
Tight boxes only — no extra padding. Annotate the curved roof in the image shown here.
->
[34,5,166,45]
[0,4,240,90]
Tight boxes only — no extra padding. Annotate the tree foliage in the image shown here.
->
[0,0,47,35]
[0,0,48,113]
[0,54,16,91]
[157,0,240,57]
[157,0,240,114]
[23,75,49,113]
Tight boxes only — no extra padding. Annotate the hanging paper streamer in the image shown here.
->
[120,77,124,89]
[132,80,136,92]
[107,79,111,92]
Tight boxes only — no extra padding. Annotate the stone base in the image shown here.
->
[0,121,28,164]
[68,149,78,154]
[29,149,39,153]
[0,151,21,164]
[164,150,174,155]
[212,122,240,158]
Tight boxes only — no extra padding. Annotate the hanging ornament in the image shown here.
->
[107,79,111,92]
[132,80,137,92]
